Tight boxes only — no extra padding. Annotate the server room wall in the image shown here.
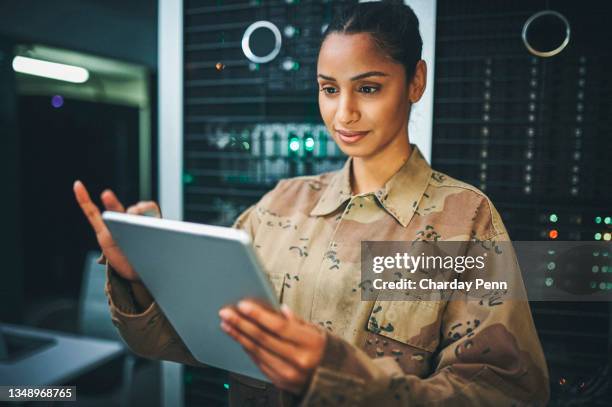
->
[180,1,611,405]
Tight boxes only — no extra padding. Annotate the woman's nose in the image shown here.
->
[335,94,360,125]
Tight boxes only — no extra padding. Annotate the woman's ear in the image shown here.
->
[408,59,427,103]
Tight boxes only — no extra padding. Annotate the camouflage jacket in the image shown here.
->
[105,145,549,406]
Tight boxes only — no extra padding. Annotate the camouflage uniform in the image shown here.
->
[105,145,549,406]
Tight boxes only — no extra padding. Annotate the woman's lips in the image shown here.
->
[335,129,369,144]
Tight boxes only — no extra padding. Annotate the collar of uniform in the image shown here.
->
[309,156,353,217]
[309,144,433,227]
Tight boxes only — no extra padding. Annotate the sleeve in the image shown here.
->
[104,204,261,365]
[297,204,550,406]
[105,266,208,367]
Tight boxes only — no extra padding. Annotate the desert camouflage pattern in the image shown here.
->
[105,144,549,406]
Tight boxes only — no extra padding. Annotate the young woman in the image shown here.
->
[74,1,549,405]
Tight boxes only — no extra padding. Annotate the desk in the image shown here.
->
[0,324,124,386]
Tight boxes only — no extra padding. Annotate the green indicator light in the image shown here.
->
[600,282,607,290]
[595,216,602,224]
[590,281,597,289]
[595,233,602,241]
[242,141,250,150]
[547,262,556,271]
[593,251,600,257]
[304,137,315,151]
[608,282,612,290]
[592,265,599,273]
[605,216,611,224]
[183,173,194,184]
[289,137,300,152]
[224,383,230,390]
[602,266,609,273]
[549,214,558,223]
[545,277,554,287]
[605,233,611,241]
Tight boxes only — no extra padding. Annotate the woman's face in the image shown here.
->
[317,32,426,160]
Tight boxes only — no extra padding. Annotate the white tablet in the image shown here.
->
[102,211,279,382]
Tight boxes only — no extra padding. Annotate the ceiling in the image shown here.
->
[0,0,157,68]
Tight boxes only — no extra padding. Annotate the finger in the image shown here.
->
[136,201,162,217]
[127,202,161,217]
[73,180,107,235]
[221,321,305,393]
[244,348,303,394]
[219,307,298,363]
[100,189,126,212]
[236,300,310,345]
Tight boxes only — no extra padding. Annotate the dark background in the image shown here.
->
[0,0,157,324]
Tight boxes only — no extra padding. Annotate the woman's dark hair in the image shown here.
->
[321,0,423,82]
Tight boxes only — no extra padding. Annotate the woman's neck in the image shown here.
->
[351,134,412,195]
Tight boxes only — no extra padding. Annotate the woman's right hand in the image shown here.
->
[73,180,162,282]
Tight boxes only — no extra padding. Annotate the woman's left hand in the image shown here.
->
[218,300,326,395]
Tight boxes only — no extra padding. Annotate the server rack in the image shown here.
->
[183,0,355,229]
[433,1,611,404]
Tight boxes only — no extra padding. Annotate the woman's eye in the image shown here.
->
[320,87,337,95]
[359,86,380,94]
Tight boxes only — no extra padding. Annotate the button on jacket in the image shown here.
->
[105,145,549,406]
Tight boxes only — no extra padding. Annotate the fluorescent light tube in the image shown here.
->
[12,56,89,83]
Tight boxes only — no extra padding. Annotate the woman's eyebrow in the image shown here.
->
[317,71,389,81]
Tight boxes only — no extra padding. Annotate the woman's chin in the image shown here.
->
[337,144,362,155]
[340,147,377,159]
[333,138,365,155]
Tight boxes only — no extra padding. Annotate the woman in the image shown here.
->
[74,1,549,405]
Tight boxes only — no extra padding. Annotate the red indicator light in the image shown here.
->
[549,230,558,239]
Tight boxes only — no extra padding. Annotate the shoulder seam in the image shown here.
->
[427,180,505,239]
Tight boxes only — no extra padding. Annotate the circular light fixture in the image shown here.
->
[241,21,282,64]
[522,10,570,58]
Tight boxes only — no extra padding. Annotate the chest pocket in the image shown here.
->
[266,272,287,302]
[366,300,443,354]
[251,220,289,303]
